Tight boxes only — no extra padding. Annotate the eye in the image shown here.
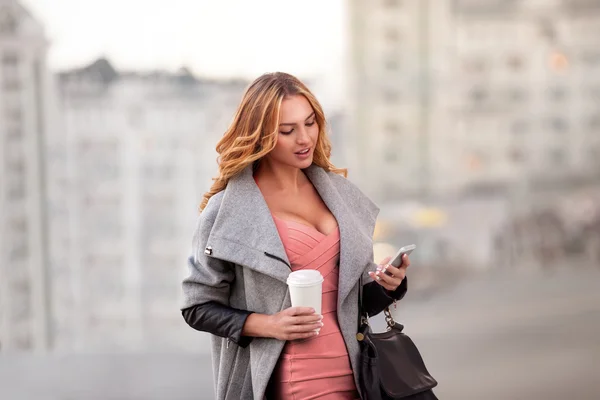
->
[280,128,294,135]
[306,120,316,127]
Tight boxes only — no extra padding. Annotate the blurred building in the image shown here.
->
[52,59,247,351]
[0,0,52,352]
[346,0,430,200]
[347,0,600,202]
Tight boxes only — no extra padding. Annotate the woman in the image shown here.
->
[181,72,410,400]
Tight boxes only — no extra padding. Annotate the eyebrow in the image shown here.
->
[279,111,316,126]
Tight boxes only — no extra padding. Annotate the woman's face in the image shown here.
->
[266,94,319,170]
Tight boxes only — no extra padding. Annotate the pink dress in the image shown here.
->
[269,214,360,400]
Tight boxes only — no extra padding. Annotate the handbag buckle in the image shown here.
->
[357,315,369,341]
[384,307,396,330]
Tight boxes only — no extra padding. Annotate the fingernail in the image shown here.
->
[314,329,320,335]
[320,322,324,327]
[376,276,381,281]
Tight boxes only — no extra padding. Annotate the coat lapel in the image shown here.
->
[304,166,380,304]
[205,165,291,284]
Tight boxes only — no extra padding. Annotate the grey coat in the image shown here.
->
[181,164,406,400]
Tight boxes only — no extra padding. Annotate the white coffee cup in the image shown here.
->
[286,269,323,315]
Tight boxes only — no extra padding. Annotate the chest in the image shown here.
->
[262,184,338,236]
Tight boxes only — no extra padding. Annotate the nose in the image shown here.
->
[295,126,311,145]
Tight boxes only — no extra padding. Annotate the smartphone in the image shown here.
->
[389,244,416,267]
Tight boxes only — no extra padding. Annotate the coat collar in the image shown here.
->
[206,163,380,304]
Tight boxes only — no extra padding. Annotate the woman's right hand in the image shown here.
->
[267,307,323,341]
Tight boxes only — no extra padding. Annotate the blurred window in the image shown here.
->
[84,263,126,304]
[1,52,18,66]
[6,164,25,197]
[383,0,403,7]
[384,149,399,163]
[142,164,175,180]
[0,7,18,34]
[507,54,524,71]
[8,239,29,262]
[508,88,527,102]
[6,157,25,175]
[382,86,401,103]
[548,149,566,165]
[581,51,600,67]
[78,138,119,153]
[10,261,31,288]
[2,52,20,91]
[83,193,122,208]
[2,70,20,90]
[85,253,124,269]
[567,0,600,13]
[6,126,22,138]
[588,114,600,130]
[462,58,486,74]
[142,221,178,241]
[508,148,526,163]
[469,87,488,103]
[8,216,28,236]
[385,121,402,136]
[11,290,32,322]
[384,55,401,71]
[548,86,567,102]
[589,86,600,102]
[589,146,600,163]
[511,119,529,134]
[145,194,175,209]
[7,176,26,200]
[95,219,122,237]
[11,333,32,350]
[383,121,402,163]
[548,117,568,133]
[4,106,22,124]
[384,26,402,44]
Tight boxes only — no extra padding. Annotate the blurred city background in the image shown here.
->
[1,0,599,399]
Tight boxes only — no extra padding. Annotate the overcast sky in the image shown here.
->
[21,0,347,84]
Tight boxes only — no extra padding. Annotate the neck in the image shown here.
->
[254,160,309,193]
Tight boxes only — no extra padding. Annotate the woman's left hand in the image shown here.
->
[368,254,410,292]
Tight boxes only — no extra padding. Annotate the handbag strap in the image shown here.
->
[358,275,364,316]
[357,275,368,341]
[357,274,397,337]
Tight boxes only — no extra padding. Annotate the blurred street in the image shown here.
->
[2,266,599,400]
[395,266,600,400]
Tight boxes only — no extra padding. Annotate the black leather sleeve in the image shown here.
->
[361,277,408,317]
[181,301,255,348]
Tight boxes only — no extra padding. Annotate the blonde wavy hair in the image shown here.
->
[199,72,347,211]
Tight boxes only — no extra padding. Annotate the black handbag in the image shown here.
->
[357,277,438,400]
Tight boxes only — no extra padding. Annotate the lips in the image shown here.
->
[295,148,310,155]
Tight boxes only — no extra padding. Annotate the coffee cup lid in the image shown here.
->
[286,269,323,287]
